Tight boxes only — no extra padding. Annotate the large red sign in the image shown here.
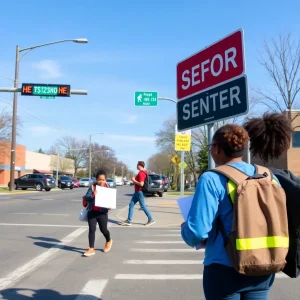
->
[177,29,245,100]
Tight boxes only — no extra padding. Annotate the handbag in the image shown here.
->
[79,207,88,222]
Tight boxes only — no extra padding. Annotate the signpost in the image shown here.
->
[134,91,158,106]
[174,125,191,197]
[176,29,248,169]
[21,83,71,97]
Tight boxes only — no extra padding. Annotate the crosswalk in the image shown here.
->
[0,226,293,300]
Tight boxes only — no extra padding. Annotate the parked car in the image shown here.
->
[8,174,56,191]
[72,179,79,188]
[106,178,116,188]
[79,178,90,187]
[58,175,74,189]
[162,175,170,192]
[144,174,164,197]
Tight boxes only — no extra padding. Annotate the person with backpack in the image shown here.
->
[243,112,300,279]
[181,124,288,300]
[120,161,155,227]
[83,169,113,257]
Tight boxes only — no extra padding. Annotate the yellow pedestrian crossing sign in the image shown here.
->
[171,154,181,165]
[178,162,187,169]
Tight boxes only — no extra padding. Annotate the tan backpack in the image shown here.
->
[213,164,289,276]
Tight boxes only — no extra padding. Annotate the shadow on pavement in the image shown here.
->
[33,241,86,254]
[0,288,100,299]
[27,236,61,243]
[108,218,121,225]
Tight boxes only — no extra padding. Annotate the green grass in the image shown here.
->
[0,187,61,193]
[167,191,194,195]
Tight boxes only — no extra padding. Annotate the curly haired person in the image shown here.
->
[181,124,279,300]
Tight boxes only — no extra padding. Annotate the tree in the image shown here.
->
[147,153,172,174]
[155,117,199,185]
[0,109,22,160]
[56,136,88,176]
[37,148,45,154]
[197,135,208,174]
[50,156,74,174]
[254,33,300,124]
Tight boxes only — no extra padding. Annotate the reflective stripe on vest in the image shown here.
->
[226,178,288,251]
[236,236,289,250]
[227,178,279,204]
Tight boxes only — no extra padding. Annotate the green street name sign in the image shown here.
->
[134,91,158,107]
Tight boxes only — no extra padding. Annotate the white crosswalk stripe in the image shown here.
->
[75,280,108,299]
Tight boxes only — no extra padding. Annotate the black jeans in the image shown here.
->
[88,210,111,248]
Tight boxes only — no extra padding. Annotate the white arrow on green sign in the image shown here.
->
[134,91,158,107]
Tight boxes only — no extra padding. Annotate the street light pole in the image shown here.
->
[89,135,92,181]
[8,38,88,191]
[9,46,20,192]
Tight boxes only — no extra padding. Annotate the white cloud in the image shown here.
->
[121,114,138,124]
[32,60,63,79]
[29,126,53,136]
[106,134,156,143]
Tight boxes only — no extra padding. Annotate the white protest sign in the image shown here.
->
[95,185,117,209]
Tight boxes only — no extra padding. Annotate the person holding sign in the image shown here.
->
[83,170,112,257]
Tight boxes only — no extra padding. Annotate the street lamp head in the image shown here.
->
[73,38,88,43]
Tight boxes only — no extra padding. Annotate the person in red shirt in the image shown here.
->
[120,161,155,226]
[83,169,113,257]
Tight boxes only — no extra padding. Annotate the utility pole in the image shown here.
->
[121,165,124,179]
[9,46,20,191]
[56,147,60,187]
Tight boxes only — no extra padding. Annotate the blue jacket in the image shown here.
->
[84,184,108,213]
[181,161,279,267]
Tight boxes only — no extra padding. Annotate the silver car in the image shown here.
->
[106,178,116,188]
[79,178,90,187]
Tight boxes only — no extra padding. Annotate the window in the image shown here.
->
[30,175,38,179]
[292,132,300,148]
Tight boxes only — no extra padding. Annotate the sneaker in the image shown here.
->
[83,247,95,257]
[119,220,131,226]
[104,239,113,253]
[144,220,155,227]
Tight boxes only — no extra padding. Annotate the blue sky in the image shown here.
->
[0,0,299,170]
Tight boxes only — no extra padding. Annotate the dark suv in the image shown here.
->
[58,175,74,189]
[144,174,164,197]
[8,174,56,191]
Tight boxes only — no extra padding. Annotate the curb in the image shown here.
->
[0,189,63,195]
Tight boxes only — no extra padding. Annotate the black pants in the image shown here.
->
[88,210,111,248]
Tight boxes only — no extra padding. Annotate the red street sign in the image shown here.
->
[177,29,245,100]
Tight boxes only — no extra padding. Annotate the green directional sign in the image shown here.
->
[134,91,158,107]
[40,96,56,99]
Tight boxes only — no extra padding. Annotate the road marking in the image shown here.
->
[115,274,203,280]
[75,280,108,299]
[130,248,204,252]
[70,200,82,202]
[11,213,69,216]
[135,241,184,244]
[115,273,289,280]
[142,234,180,237]
[42,213,70,216]
[0,223,88,228]
[124,260,204,264]
[41,199,54,201]
[11,213,37,215]
[0,227,87,290]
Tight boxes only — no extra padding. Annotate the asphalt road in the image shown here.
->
[0,186,299,299]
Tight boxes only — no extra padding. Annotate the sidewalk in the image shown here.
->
[111,194,184,227]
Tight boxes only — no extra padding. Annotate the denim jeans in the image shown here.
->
[203,264,275,300]
[128,191,153,222]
